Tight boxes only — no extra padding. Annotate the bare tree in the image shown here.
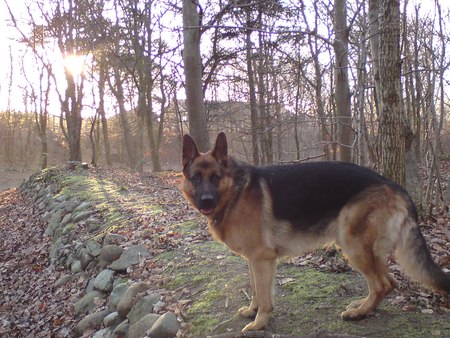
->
[333,0,353,162]
[378,0,405,185]
[182,0,210,151]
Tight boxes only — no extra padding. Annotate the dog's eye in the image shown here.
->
[210,173,221,185]
[191,173,202,184]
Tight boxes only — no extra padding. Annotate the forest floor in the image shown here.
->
[0,164,449,337]
[0,167,38,191]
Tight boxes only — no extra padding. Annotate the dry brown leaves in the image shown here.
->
[0,189,76,337]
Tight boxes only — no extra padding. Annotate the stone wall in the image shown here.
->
[21,168,180,337]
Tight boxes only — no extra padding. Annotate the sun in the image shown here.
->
[64,54,85,76]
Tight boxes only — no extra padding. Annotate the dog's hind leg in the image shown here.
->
[340,256,395,320]
[241,256,277,332]
[337,192,403,320]
[339,225,396,320]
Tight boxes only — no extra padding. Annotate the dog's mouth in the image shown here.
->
[199,208,214,216]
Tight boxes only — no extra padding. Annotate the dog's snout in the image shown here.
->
[197,191,217,215]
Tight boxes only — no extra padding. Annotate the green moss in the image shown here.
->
[56,175,144,231]
[62,223,75,234]
[168,221,200,235]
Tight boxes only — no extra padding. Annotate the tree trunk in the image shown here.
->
[89,115,98,166]
[61,69,83,162]
[334,0,352,162]
[98,58,112,166]
[245,16,260,165]
[301,3,331,160]
[182,0,210,151]
[369,0,382,117]
[379,0,405,185]
[145,94,162,172]
[111,68,139,170]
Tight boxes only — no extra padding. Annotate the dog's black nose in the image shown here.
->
[201,192,214,202]
[198,192,216,215]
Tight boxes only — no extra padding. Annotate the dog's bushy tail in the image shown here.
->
[396,218,450,293]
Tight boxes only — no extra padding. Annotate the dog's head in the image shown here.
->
[181,132,232,217]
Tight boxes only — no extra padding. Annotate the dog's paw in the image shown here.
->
[345,298,366,311]
[238,306,257,318]
[241,312,270,332]
[340,308,369,321]
[242,320,268,332]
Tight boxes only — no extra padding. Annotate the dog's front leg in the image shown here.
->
[241,257,277,332]
[238,262,258,318]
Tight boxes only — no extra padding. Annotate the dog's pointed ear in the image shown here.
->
[212,132,228,166]
[182,134,200,172]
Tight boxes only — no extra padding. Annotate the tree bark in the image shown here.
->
[334,0,353,162]
[245,15,260,165]
[182,0,210,151]
[98,57,112,166]
[379,0,405,185]
[110,68,139,170]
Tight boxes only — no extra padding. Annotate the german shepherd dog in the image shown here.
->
[181,132,450,332]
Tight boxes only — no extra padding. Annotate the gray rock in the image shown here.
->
[128,314,160,338]
[74,309,111,337]
[111,320,129,338]
[153,300,166,313]
[87,220,101,233]
[48,201,61,211]
[79,248,94,270]
[103,234,127,245]
[93,269,115,292]
[60,213,73,227]
[99,245,124,268]
[108,282,129,310]
[64,200,79,213]
[56,195,68,203]
[85,240,102,256]
[148,312,179,338]
[117,282,151,317]
[103,311,121,327]
[70,260,83,273]
[92,328,113,338]
[85,277,96,293]
[113,278,128,288]
[74,201,91,212]
[66,230,78,243]
[108,245,149,271]
[49,238,63,263]
[62,222,75,235]
[74,290,107,315]
[65,253,76,269]
[54,274,72,288]
[45,209,65,236]
[73,210,93,223]
[127,293,161,324]
[42,210,52,221]
[52,227,63,243]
